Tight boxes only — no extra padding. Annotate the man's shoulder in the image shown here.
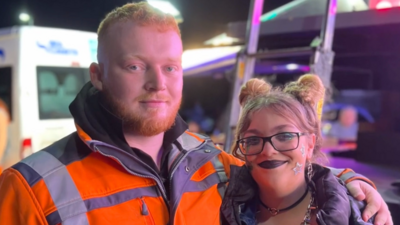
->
[12,132,91,175]
[181,131,243,164]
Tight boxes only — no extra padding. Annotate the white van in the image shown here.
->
[0,26,97,168]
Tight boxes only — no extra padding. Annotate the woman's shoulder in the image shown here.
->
[221,165,258,225]
[225,165,257,198]
[311,164,374,225]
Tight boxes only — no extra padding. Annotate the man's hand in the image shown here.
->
[347,180,393,225]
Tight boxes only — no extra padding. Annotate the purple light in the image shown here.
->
[330,1,337,15]
[252,0,264,25]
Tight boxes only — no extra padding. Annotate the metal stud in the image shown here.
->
[204,149,211,153]
[185,166,190,172]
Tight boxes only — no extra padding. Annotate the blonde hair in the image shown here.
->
[232,74,327,163]
[97,2,180,42]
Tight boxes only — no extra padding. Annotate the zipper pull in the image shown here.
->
[141,198,149,216]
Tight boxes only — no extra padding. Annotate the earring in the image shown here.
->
[300,145,305,158]
[307,161,313,182]
[293,162,303,175]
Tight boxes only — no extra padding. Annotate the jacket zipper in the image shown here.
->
[140,197,156,225]
[93,139,210,219]
[94,144,169,206]
[140,197,149,216]
[168,140,208,195]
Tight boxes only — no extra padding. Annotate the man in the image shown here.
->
[322,106,359,153]
[328,106,359,142]
[0,2,392,225]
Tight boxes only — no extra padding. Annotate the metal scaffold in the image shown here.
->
[224,0,338,151]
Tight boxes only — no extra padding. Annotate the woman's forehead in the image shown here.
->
[247,109,301,133]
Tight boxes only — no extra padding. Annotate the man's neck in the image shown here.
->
[123,130,164,167]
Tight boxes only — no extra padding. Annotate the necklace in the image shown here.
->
[301,192,314,225]
[259,186,309,216]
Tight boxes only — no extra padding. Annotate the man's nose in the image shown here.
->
[144,67,166,91]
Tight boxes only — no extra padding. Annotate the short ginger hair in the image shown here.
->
[97,2,180,41]
[97,2,181,61]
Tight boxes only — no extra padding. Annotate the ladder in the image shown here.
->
[224,0,338,151]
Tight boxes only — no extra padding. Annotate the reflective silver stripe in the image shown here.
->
[179,132,204,150]
[210,155,228,199]
[21,151,88,223]
[84,185,159,211]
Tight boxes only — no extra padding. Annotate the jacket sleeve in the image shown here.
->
[0,168,47,225]
[327,167,376,189]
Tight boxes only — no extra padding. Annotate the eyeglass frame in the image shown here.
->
[236,132,307,156]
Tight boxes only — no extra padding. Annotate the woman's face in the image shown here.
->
[242,108,315,188]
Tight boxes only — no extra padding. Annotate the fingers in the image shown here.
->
[345,179,393,224]
[373,201,393,225]
[360,182,381,222]
[346,181,366,201]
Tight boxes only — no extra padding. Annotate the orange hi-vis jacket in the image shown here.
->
[0,83,371,225]
[0,129,242,225]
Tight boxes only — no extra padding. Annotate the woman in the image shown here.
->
[220,75,374,225]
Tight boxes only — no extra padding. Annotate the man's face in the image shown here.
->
[339,108,357,127]
[98,21,183,136]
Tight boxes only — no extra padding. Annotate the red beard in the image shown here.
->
[102,87,180,136]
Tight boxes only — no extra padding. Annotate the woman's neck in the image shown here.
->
[258,179,308,211]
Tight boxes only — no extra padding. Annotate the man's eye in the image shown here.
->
[129,65,140,70]
[166,66,176,72]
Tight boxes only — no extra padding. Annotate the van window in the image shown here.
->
[0,67,12,120]
[37,66,90,120]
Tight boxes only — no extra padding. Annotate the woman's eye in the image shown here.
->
[246,137,260,145]
[276,133,295,141]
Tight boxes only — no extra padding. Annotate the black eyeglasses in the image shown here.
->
[237,132,306,156]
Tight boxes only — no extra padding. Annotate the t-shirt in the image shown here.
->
[325,121,359,141]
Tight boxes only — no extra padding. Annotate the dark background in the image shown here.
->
[0,0,292,49]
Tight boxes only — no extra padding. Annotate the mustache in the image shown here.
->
[136,93,169,102]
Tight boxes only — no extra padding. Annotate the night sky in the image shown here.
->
[0,0,291,49]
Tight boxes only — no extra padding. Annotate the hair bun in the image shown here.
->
[239,78,272,107]
[296,74,325,107]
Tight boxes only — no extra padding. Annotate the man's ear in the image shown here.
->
[90,62,103,91]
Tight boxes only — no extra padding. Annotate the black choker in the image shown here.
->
[259,186,309,216]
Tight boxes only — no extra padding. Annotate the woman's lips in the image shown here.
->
[258,160,288,169]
